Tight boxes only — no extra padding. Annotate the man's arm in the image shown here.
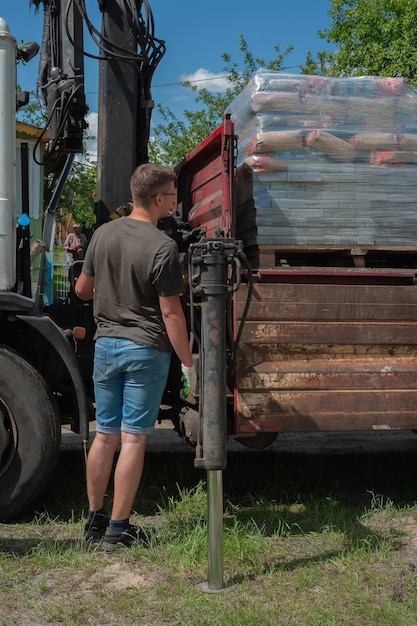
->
[75,271,95,301]
[64,234,72,252]
[159,294,193,367]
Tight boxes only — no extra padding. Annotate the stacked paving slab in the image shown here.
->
[226,70,417,248]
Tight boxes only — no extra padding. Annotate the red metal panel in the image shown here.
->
[175,119,234,238]
[240,320,417,345]
[249,268,417,284]
[233,272,417,435]
[238,358,417,390]
[236,389,417,433]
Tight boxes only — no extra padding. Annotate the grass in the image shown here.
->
[2,441,417,624]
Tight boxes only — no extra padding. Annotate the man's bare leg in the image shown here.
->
[111,432,148,521]
[86,432,121,512]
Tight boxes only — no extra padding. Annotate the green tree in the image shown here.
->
[17,90,46,126]
[316,0,417,85]
[300,50,334,76]
[149,35,293,166]
[58,159,97,229]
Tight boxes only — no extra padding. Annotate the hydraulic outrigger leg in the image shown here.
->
[191,238,242,591]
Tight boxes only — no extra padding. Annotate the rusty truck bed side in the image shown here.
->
[234,270,417,437]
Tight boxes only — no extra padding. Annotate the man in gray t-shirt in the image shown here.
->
[83,215,185,352]
[76,163,194,551]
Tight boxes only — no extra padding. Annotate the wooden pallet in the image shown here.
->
[243,243,417,269]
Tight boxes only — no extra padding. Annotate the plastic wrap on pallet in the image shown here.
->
[226,69,417,168]
[226,69,417,248]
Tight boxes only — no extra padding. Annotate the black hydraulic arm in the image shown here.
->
[31,1,165,225]
[31,0,87,156]
[30,0,88,206]
[94,0,166,224]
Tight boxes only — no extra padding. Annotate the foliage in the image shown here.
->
[58,159,97,229]
[17,89,46,126]
[300,49,335,76]
[149,35,293,166]
[316,0,417,85]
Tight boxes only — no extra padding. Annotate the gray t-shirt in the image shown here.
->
[82,217,185,352]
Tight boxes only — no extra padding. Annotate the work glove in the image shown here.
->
[181,363,197,404]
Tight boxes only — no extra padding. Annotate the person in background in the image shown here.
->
[75,163,196,551]
[64,223,88,261]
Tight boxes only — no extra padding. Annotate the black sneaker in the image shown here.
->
[102,524,148,552]
[84,511,110,542]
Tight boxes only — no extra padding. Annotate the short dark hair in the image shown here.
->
[130,163,177,206]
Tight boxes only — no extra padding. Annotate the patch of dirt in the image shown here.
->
[100,561,156,590]
[395,517,417,570]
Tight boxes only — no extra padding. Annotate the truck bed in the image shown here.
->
[234,269,417,437]
[176,119,417,441]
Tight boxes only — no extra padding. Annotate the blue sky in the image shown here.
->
[1,0,333,139]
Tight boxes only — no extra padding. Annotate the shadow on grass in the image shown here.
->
[16,442,417,518]
[0,537,90,556]
[6,443,417,572]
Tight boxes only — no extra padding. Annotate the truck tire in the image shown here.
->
[0,346,61,520]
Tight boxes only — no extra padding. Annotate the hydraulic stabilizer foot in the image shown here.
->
[189,238,242,591]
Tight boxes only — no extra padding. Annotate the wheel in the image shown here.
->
[0,346,61,520]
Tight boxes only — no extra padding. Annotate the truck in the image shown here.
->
[2,1,417,521]
[0,0,175,521]
[175,71,417,451]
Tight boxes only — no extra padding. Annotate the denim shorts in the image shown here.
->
[93,337,171,435]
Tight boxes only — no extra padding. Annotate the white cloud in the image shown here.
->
[180,68,230,93]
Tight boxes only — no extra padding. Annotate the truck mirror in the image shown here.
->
[17,41,39,63]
